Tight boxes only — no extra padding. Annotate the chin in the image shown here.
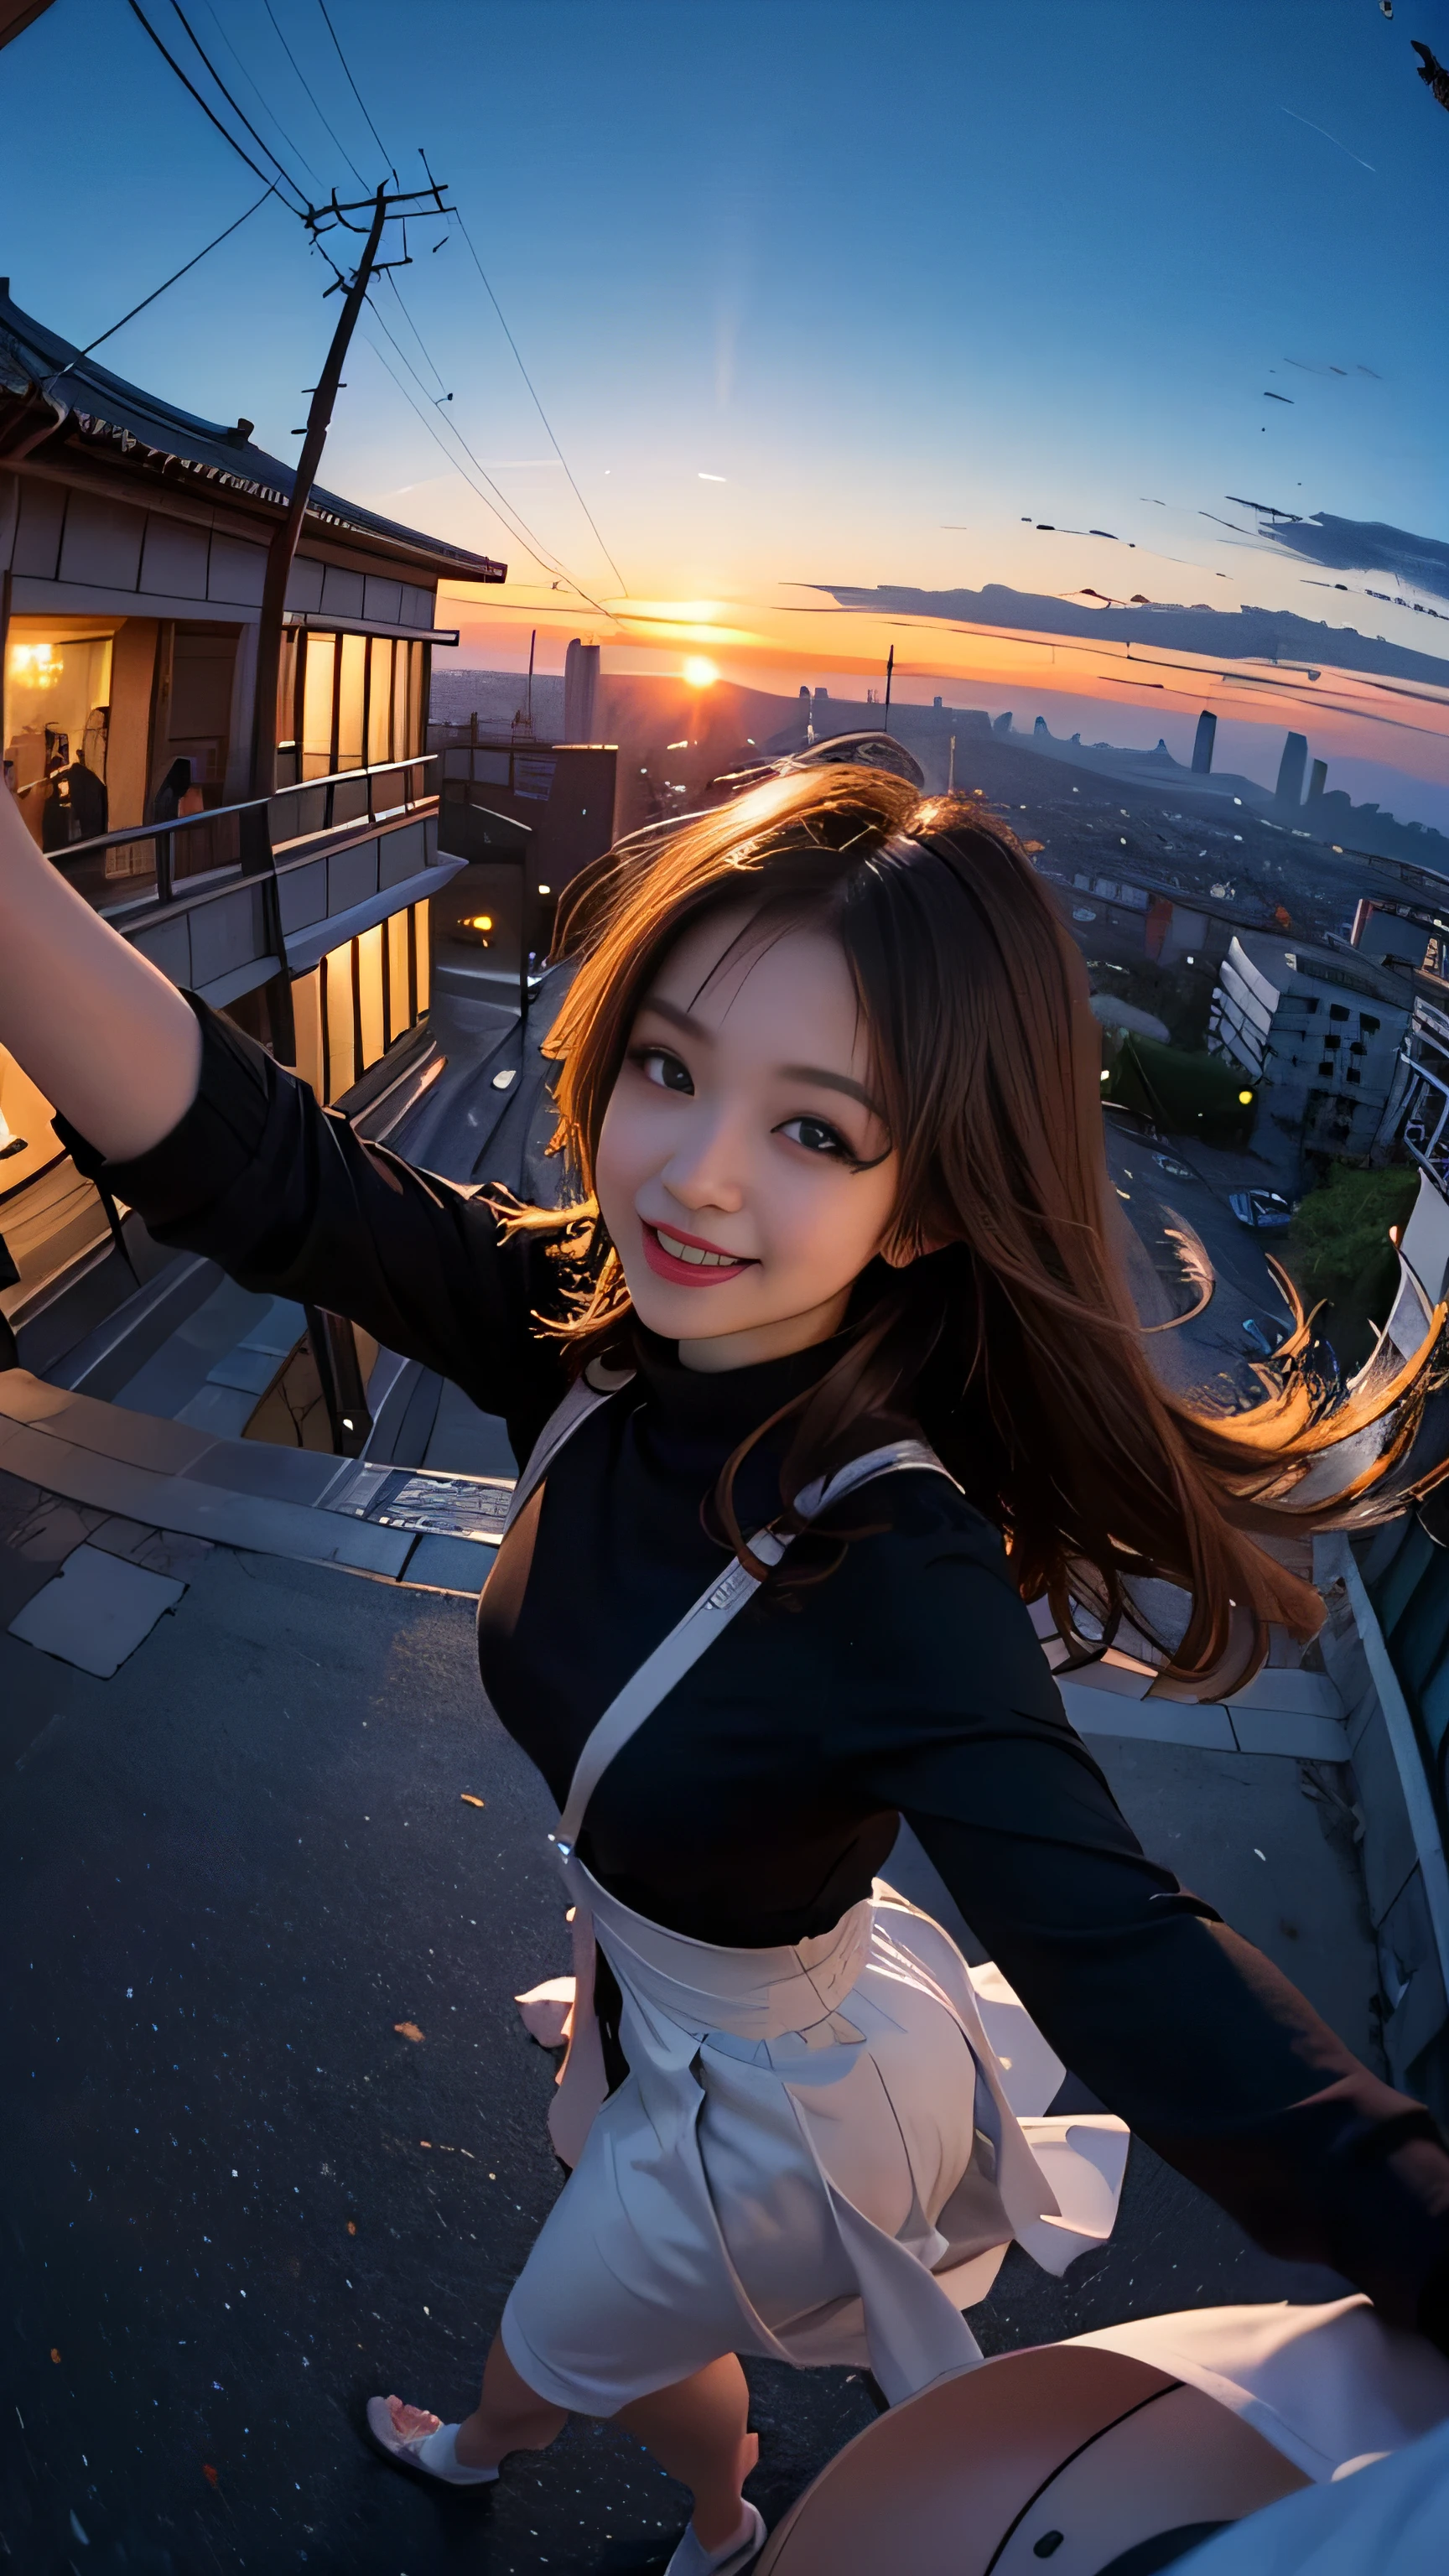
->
[627,1278,749,1337]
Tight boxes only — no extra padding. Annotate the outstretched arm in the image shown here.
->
[847,1493,1449,2351]
[0,776,201,1160]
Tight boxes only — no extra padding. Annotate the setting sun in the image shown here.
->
[683,656,719,688]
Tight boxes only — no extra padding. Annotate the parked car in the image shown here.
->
[1228,1188,1292,1230]
[1152,1152,1195,1182]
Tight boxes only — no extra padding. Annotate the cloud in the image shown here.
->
[1256,512,1449,603]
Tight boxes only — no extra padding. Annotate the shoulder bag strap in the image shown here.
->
[501,1361,636,1539]
[554,1436,958,1855]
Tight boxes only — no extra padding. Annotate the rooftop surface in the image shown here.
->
[0,285,506,584]
[0,992,1385,2573]
[2,1500,1365,2575]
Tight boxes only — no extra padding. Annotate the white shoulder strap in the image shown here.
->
[501,1361,636,1539]
[555,1436,958,1855]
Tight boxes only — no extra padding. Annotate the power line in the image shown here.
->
[163,0,311,209]
[383,269,448,397]
[192,0,323,188]
[258,0,369,190]
[363,286,610,609]
[127,1,610,621]
[125,0,289,196]
[363,313,619,622]
[448,200,630,596]
[45,182,279,387]
[315,0,393,177]
[362,299,561,570]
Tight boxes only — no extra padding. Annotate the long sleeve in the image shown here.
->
[57,995,576,1462]
[844,1485,1449,2347]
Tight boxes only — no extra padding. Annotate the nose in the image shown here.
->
[657,1104,746,1218]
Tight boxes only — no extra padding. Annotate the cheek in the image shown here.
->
[595,1083,665,1223]
[762,1161,898,1280]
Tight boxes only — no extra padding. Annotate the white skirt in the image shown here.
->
[503,1868,1129,2414]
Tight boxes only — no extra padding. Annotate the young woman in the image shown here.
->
[5,764,1449,2575]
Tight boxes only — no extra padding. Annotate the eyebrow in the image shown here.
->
[637,993,884,1118]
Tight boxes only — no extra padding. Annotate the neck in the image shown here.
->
[676,1285,853,1374]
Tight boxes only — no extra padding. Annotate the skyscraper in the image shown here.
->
[1275,731,1308,807]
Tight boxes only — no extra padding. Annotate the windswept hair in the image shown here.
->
[498,765,1446,1690]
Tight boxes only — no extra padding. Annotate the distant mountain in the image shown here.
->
[813,579,1449,691]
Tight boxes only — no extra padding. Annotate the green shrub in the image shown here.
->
[1286,1162,1419,1363]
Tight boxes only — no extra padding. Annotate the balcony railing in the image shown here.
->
[50,757,436,918]
[37,757,449,1060]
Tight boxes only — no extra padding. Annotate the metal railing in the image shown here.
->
[49,757,436,918]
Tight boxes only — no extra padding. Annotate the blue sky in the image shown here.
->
[3,1,1447,813]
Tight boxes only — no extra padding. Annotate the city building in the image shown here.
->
[1207,932,1410,1161]
[0,285,504,1343]
[1397,990,1449,1203]
[1275,730,1308,808]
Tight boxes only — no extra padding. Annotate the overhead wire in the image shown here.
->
[448,203,631,596]
[161,0,312,210]
[315,0,394,177]
[258,0,370,190]
[362,288,615,609]
[236,0,631,601]
[361,299,564,570]
[362,309,621,622]
[382,270,449,398]
[45,182,279,387]
[192,0,323,189]
[128,0,624,612]
[125,0,293,198]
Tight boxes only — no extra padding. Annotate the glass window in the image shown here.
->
[323,940,356,1097]
[413,895,430,1015]
[392,644,409,766]
[387,906,412,1043]
[336,634,366,772]
[366,640,393,766]
[356,923,386,1070]
[301,633,338,780]
[289,966,325,1098]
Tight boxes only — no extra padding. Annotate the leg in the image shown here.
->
[446,2333,569,2470]
[616,2355,759,2553]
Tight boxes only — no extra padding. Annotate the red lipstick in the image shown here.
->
[640,1221,756,1287]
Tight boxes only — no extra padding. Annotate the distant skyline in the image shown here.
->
[3,0,1446,823]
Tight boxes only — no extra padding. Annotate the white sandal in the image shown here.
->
[365,2395,499,2488]
[663,2499,766,2575]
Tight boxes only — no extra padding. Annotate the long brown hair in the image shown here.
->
[501,765,1446,1687]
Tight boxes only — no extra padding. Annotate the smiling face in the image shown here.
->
[593,904,903,1372]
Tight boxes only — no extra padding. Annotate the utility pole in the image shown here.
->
[251,176,452,793]
[883,644,894,730]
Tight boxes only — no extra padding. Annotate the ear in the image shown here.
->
[880,1229,949,1270]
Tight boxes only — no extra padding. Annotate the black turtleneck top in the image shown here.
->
[68,998,1449,2347]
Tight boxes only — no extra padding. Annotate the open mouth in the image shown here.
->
[641,1223,756,1286]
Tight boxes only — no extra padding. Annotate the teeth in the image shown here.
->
[657,1228,739,1268]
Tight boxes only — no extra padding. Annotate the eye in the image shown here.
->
[777,1114,851,1159]
[632,1045,693,1095]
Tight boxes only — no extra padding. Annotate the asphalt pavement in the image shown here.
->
[3,1530,1358,2576]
